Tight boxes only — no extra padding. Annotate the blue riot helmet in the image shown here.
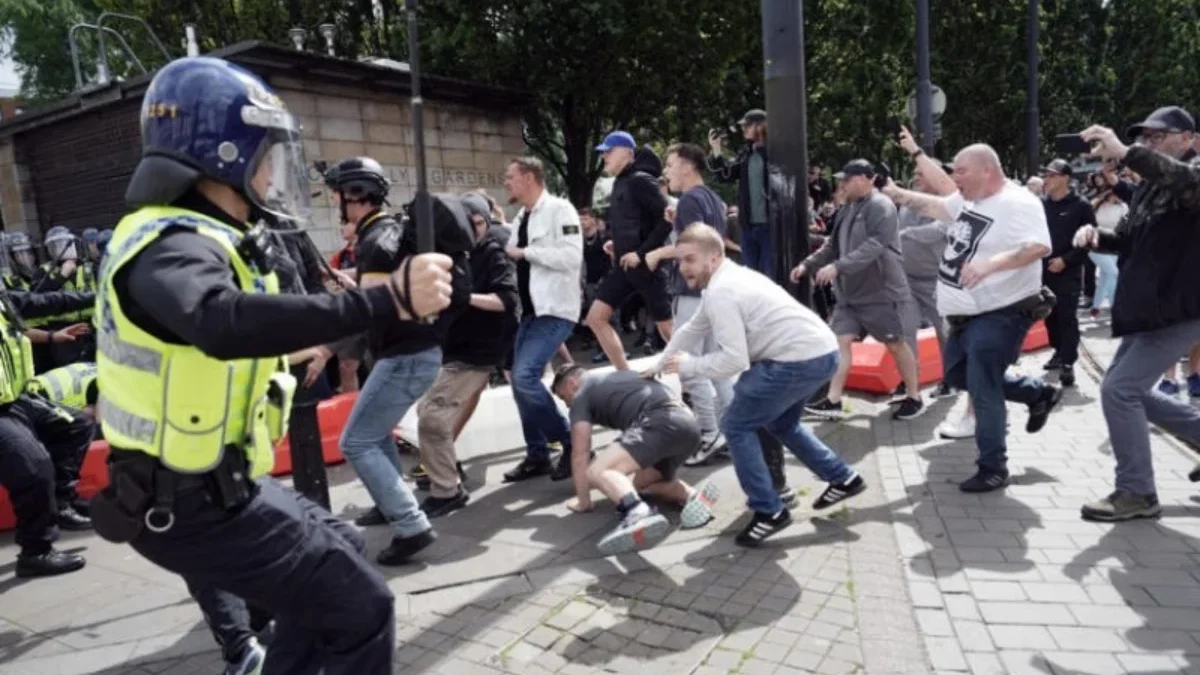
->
[96,229,113,257]
[44,226,78,263]
[5,231,38,279]
[124,56,312,224]
[81,227,101,262]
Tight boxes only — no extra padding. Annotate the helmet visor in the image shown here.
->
[46,237,77,262]
[241,106,312,224]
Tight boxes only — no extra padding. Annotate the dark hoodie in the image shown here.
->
[606,147,671,259]
[444,198,520,366]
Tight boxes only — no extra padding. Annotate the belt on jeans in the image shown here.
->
[946,291,1047,328]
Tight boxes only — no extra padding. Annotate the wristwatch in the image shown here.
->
[910,148,925,159]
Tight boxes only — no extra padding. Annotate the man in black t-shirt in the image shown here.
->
[1040,159,1096,387]
[552,365,718,556]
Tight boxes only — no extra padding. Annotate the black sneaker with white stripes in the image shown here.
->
[813,474,867,510]
[959,469,1009,493]
[777,486,799,508]
[734,509,793,548]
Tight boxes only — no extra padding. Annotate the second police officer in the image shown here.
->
[87,56,455,674]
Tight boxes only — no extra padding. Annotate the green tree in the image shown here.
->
[0,0,100,101]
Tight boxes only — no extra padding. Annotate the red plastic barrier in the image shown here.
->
[1021,320,1050,352]
[845,328,944,394]
[0,392,363,533]
[270,392,354,476]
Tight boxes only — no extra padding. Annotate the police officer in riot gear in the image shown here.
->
[0,284,97,577]
[96,228,113,259]
[35,226,96,366]
[3,232,40,291]
[81,228,103,271]
[321,157,473,565]
[88,56,454,674]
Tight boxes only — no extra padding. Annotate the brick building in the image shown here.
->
[0,41,528,254]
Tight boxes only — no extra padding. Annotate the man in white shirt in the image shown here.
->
[883,144,1063,493]
[649,224,865,547]
[501,157,586,483]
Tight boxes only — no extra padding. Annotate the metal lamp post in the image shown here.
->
[406,0,435,254]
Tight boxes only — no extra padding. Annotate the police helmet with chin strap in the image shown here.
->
[124,56,312,225]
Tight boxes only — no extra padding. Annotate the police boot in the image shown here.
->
[56,505,93,531]
[16,548,86,578]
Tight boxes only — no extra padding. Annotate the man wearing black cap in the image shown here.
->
[791,159,925,421]
[1074,106,1200,522]
[709,109,773,277]
[1040,158,1096,387]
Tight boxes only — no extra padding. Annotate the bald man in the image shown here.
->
[882,144,1062,494]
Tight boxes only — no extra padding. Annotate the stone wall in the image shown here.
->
[269,76,525,255]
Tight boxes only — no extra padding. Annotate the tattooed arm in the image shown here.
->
[1121,145,1200,212]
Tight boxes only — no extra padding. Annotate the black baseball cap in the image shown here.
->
[834,159,876,180]
[1127,105,1196,140]
[739,109,767,125]
[1042,158,1073,177]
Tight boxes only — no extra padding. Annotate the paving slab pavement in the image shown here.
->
[5,324,1200,674]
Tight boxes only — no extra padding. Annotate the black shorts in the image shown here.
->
[595,264,672,323]
[618,405,700,481]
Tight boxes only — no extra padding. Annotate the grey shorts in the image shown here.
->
[618,405,700,481]
[831,301,914,344]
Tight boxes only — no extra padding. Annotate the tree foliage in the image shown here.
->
[5,0,1200,194]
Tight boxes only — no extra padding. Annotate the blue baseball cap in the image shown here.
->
[595,131,636,152]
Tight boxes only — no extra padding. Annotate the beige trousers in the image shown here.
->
[417,364,492,497]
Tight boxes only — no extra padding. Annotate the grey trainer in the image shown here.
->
[1080,490,1162,522]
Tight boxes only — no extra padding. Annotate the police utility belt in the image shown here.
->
[945,286,1057,331]
[92,448,257,544]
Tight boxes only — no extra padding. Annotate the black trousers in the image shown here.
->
[758,429,787,491]
[0,394,93,554]
[130,478,395,675]
[1082,256,1096,299]
[187,581,273,663]
[1045,275,1082,367]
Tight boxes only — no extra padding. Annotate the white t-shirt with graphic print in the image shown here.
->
[936,183,1051,317]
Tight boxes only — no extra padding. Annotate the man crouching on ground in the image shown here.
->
[551,364,719,555]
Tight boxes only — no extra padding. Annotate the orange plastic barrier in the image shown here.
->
[845,327,944,394]
[1021,320,1050,352]
[0,392,362,533]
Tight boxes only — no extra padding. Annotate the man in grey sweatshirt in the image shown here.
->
[790,159,924,421]
[898,165,956,399]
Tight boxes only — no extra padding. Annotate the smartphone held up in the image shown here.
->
[1054,133,1094,156]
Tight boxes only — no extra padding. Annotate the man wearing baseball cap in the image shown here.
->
[791,159,925,422]
[1073,106,1200,522]
[585,130,673,372]
[708,109,773,277]
[1039,158,1095,388]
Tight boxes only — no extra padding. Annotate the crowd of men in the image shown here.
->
[2,50,1200,673]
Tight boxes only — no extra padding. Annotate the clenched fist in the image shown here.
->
[392,253,454,320]
[1073,225,1100,249]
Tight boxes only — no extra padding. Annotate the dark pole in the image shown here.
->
[762,0,812,306]
[1025,0,1040,177]
[915,0,935,155]
[407,0,434,253]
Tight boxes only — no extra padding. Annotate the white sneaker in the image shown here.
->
[938,414,976,440]
[683,432,725,466]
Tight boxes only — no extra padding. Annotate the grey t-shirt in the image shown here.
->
[568,370,677,429]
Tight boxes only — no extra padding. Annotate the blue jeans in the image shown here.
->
[942,310,1047,473]
[338,348,440,538]
[1089,252,1118,310]
[741,222,774,280]
[720,352,854,514]
[513,315,575,462]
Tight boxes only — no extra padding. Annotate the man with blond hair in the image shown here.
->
[648,224,864,547]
